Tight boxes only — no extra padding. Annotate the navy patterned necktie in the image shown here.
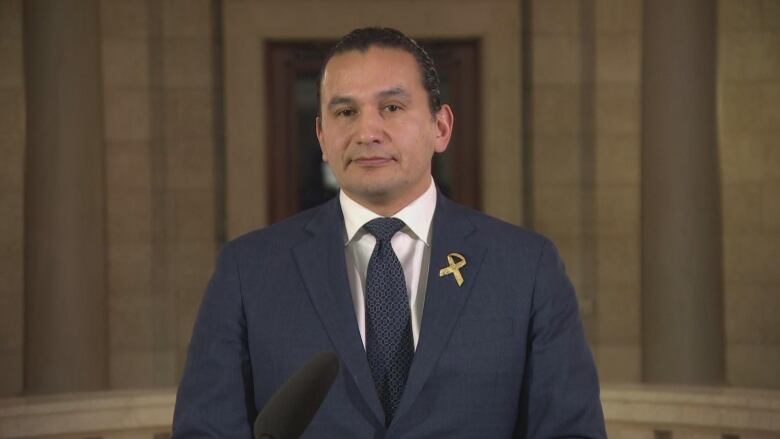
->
[363,217,414,426]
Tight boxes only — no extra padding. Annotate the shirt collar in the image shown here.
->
[340,178,437,246]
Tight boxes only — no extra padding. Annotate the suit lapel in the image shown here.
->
[391,195,487,427]
[291,199,385,425]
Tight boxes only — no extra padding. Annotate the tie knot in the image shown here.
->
[363,217,405,242]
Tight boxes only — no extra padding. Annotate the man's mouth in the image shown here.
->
[351,156,394,167]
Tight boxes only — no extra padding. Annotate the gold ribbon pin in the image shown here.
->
[439,252,467,286]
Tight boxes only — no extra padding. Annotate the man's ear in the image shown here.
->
[316,116,328,161]
[433,104,454,154]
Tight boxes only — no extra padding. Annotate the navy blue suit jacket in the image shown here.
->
[172,194,606,438]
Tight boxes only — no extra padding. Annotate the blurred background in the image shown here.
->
[0,0,779,437]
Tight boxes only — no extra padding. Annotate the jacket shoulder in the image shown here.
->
[219,200,335,260]
[447,200,551,252]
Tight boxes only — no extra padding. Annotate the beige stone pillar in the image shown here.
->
[641,0,724,384]
[23,0,108,393]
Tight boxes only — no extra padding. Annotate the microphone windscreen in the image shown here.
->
[253,351,340,439]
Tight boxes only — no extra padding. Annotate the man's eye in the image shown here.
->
[384,104,401,112]
[336,108,356,117]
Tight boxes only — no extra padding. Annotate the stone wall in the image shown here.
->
[0,0,779,397]
[526,0,643,382]
[0,0,25,396]
[718,0,780,388]
[0,0,222,395]
[99,0,219,388]
[591,0,643,383]
[528,0,780,387]
[216,0,780,391]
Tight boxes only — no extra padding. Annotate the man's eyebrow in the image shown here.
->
[327,95,356,109]
[326,87,410,109]
[377,87,411,100]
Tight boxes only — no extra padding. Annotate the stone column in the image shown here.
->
[23,0,108,393]
[641,0,724,384]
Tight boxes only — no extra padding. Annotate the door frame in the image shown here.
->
[223,0,522,237]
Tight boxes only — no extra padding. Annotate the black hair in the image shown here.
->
[317,27,442,116]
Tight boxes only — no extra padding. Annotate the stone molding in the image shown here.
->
[0,390,174,438]
[602,384,780,435]
[0,385,779,438]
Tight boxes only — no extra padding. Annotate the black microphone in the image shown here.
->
[254,351,340,439]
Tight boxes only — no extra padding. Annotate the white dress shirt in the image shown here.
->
[340,179,437,350]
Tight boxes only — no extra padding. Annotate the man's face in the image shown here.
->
[316,47,453,214]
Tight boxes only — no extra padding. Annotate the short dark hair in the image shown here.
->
[317,27,442,116]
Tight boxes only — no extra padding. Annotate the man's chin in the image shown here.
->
[342,181,403,203]
[345,185,395,201]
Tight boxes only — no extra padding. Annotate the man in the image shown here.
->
[172,27,605,438]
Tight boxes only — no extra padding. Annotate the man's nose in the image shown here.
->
[355,110,383,145]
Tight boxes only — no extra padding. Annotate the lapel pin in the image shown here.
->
[439,252,466,286]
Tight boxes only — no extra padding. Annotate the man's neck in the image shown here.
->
[340,178,437,246]
[343,179,434,217]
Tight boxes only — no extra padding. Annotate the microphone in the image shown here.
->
[254,351,341,439]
